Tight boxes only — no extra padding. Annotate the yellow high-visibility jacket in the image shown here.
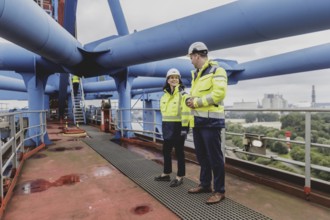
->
[72,75,80,83]
[160,85,191,126]
[160,85,191,140]
[189,60,227,128]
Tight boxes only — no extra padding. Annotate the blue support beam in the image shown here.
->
[21,72,51,146]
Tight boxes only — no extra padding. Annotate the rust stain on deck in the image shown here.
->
[30,153,47,159]
[16,174,81,195]
[47,146,83,152]
[131,204,152,215]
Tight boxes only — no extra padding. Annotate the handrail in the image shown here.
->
[225,108,330,193]
[69,74,76,125]
[69,75,86,125]
[225,107,330,112]
[80,77,86,124]
[0,110,47,204]
[85,107,330,190]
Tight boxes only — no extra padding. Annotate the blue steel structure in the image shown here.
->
[1,0,330,141]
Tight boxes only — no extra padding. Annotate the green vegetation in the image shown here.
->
[226,112,279,123]
[226,112,330,181]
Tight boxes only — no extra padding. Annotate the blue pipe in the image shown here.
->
[233,43,330,82]
[107,0,129,36]
[0,43,65,73]
[0,75,56,93]
[0,0,83,66]
[94,0,330,68]
[1,0,330,73]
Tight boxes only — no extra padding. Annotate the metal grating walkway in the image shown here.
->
[82,126,271,220]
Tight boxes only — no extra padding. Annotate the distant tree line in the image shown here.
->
[226,112,279,123]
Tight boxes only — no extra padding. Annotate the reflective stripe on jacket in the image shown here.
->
[189,60,227,128]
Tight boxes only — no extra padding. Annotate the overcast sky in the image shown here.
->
[1,0,329,108]
[76,0,330,106]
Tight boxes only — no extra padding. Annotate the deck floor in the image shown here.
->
[3,122,330,219]
[82,125,270,219]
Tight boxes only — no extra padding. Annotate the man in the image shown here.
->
[72,75,80,96]
[186,42,227,204]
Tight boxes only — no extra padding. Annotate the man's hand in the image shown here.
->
[186,97,195,109]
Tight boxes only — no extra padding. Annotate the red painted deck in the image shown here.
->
[2,121,330,219]
[3,122,177,220]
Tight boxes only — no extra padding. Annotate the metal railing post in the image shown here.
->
[221,128,226,163]
[0,143,3,201]
[153,109,156,142]
[10,115,17,169]
[114,109,118,129]
[304,112,311,197]
[19,113,24,153]
[80,77,86,124]
[40,112,44,143]
[120,109,123,138]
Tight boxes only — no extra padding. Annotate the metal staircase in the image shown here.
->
[69,75,86,125]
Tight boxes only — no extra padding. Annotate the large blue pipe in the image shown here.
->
[107,0,129,36]
[0,75,56,93]
[0,44,36,72]
[2,41,330,93]
[1,0,330,72]
[0,90,27,100]
[0,43,66,73]
[3,37,329,94]
[232,43,330,82]
[0,42,204,79]
[82,77,162,93]
[0,75,27,92]
[2,39,330,93]
[94,0,330,68]
[128,58,193,78]
[0,0,83,66]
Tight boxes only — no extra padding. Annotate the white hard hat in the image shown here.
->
[187,42,208,55]
[166,68,181,78]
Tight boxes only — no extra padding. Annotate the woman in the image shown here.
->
[154,68,190,187]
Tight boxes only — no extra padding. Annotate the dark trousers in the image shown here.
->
[193,127,225,193]
[73,83,79,96]
[162,136,186,177]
